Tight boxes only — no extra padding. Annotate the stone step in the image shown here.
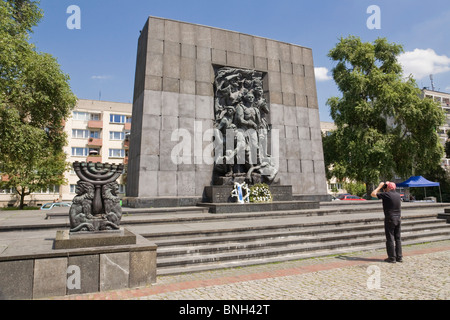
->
[0,205,388,232]
[44,206,210,219]
[156,229,450,275]
[154,220,446,251]
[139,213,440,241]
[156,234,450,275]
[157,226,450,258]
[147,211,450,275]
[438,211,450,223]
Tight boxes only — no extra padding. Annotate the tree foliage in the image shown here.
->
[323,36,444,195]
[343,182,366,198]
[0,0,77,208]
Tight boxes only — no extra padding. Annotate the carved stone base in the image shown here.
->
[204,185,293,203]
[198,200,319,214]
[54,228,136,250]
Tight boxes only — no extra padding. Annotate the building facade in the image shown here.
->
[320,121,348,195]
[422,89,450,167]
[0,99,132,208]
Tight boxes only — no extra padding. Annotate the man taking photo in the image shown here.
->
[371,181,403,263]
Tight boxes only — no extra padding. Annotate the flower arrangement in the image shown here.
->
[249,183,273,203]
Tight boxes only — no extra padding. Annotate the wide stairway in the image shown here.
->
[5,201,450,276]
[124,201,450,275]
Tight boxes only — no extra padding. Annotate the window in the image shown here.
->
[72,147,88,157]
[72,129,89,138]
[109,149,125,158]
[328,183,343,190]
[109,131,125,140]
[73,112,89,121]
[118,184,126,194]
[32,185,60,194]
[70,184,77,193]
[73,111,100,121]
[110,114,127,124]
[0,188,14,194]
[90,131,100,139]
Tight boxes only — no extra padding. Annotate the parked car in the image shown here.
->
[40,202,72,210]
[362,193,379,200]
[336,195,367,201]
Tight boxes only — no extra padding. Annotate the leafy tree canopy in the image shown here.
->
[323,36,444,194]
[0,0,77,208]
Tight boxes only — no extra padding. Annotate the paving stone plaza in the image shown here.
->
[54,240,450,301]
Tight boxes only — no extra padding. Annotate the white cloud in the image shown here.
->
[398,49,450,80]
[91,75,112,80]
[314,67,332,82]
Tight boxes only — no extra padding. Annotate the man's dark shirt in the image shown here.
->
[377,191,402,218]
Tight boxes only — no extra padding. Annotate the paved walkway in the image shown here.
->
[52,240,450,301]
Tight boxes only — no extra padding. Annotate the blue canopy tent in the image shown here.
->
[397,176,442,202]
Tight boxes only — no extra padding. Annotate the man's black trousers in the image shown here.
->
[384,217,402,259]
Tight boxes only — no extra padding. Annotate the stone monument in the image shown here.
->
[55,161,134,249]
[69,161,124,232]
[124,16,329,208]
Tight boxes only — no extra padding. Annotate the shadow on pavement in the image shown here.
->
[334,255,384,263]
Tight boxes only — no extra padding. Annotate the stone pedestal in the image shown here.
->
[204,185,293,203]
[200,184,319,213]
[0,229,157,299]
[54,228,137,250]
[197,200,320,214]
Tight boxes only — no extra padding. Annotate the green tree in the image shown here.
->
[343,182,366,198]
[445,130,450,158]
[0,0,76,208]
[323,36,444,197]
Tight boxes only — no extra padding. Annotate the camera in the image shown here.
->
[382,183,388,189]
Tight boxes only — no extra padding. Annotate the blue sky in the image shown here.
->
[30,0,450,123]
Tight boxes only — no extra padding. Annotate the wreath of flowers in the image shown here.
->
[249,183,273,203]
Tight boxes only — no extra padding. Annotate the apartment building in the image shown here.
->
[0,99,132,207]
[422,89,450,167]
[320,121,346,195]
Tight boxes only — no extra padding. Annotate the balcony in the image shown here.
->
[88,120,103,129]
[123,139,130,149]
[123,156,129,165]
[86,155,102,163]
[124,122,131,131]
[87,138,103,147]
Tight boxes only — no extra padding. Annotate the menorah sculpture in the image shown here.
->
[69,162,124,233]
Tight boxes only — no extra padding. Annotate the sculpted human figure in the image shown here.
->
[235,90,260,131]
[102,182,122,229]
[215,106,237,177]
[235,90,261,167]
[253,83,270,161]
[69,181,95,232]
[214,70,241,119]
[213,66,278,185]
